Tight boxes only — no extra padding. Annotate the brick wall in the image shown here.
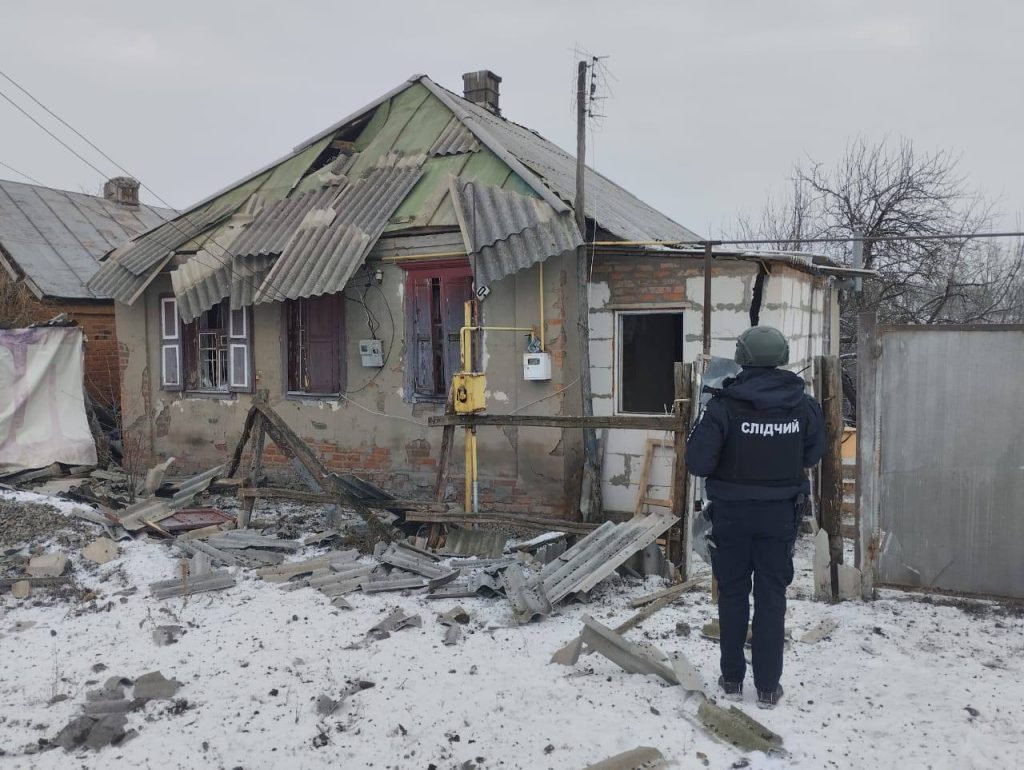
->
[590,256,689,305]
[29,299,120,411]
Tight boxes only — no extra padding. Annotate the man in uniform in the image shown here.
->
[686,326,824,707]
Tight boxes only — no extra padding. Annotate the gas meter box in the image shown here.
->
[358,339,384,367]
[523,352,552,381]
[453,372,487,414]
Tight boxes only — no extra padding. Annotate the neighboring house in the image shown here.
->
[0,177,171,409]
[91,71,854,518]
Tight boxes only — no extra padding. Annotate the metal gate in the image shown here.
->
[857,317,1024,599]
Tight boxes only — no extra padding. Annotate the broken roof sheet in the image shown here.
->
[253,153,424,303]
[0,179,171,299]
[450,179,582,284]
[429,117,481,157]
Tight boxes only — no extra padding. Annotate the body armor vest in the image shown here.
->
[711,396,809,488]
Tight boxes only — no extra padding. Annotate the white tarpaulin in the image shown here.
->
[0,326,97,474]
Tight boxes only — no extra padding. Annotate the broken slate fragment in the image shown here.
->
[438,606,470,626]
[85,714,128,750]
[133,671,181,702]
[27,552,69,577]
[152,625,184,646]
[368,608,422,640]
[443,625,462,646]
[82,537,119,565]
[316,695,340,717]
[54,715,97,751]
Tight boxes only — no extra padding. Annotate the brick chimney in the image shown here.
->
[103,176,140,207]
[462,70,502,116]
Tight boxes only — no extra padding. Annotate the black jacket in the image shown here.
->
[686,367,825,502]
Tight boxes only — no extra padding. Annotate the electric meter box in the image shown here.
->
[523,351,552,381]
[358,339,384,367]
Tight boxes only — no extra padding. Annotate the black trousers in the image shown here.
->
[709,499,796,692]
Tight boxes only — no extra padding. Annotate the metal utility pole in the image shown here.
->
[575,59,600,519]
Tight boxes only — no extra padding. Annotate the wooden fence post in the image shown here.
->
[670,362,693,576]
[819,355,845,601]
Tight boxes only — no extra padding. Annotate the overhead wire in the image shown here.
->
[0,158,45,186]
[0,72,298,306]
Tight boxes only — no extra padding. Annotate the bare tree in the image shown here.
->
[0,272,36,329]
[736,137,1024,420]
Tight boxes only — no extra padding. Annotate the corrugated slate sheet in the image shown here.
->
[450,180,582,284]
[539,513,676,604]
[254,153,424,303]
[0,179,170,299]
[421,77,701,244]
[90,204,237,303]
[429,117,481,157]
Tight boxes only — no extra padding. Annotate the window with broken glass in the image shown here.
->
[184,300,230,391]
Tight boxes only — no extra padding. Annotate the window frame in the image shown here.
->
[614,309,685,416]
[401,261,474,404]
[282,293,346,398]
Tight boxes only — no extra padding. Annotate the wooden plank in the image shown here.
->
[426,414,683,431]
[629,576,704,608]
[856,312,880,600]
[670,362,693,574]
[239,413,266,528]
[820,355,845,602]
[238,487,449,512]
[403,509,599,535]
[226,403,259,478]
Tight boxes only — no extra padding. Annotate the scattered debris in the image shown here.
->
[582,746,669,770]
[10,579,31,599]
[502,564,553,624]
[142,457,175,496]
[150,570,236,600]
[797,617,840,644]
[701,620,753,644]
[438,605,470,625]
[377,541,459,583]
[367,608,422,640]
[160,507,235,534]
[82,537,118,565]
[443,625,462,646]
[696,699,784,755]
[629,577,704,609]
[152,625,184,646]
[117,465,225,532]
[133,671,181,702]
[560,616,692,687]
[27,552,69,577]
[207,530,302,552]
[438,528,506,558]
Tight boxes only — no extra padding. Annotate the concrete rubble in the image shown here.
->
[26,552,68,577]
[82,537,118,565]
[10,580,31,599]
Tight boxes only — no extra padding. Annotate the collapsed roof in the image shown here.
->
[88,74,701,321]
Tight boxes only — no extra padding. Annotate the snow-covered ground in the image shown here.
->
[1,492,1023,769]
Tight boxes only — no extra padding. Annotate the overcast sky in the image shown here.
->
[2,1,1021,237]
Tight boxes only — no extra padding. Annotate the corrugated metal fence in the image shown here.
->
[858,319,1024,599]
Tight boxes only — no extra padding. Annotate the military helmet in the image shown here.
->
[735,325,789,367]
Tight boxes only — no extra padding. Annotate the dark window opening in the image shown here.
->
[286,293,344,394]
[184,300,229,391]
[619,312,684,414]
[407,267,474,401]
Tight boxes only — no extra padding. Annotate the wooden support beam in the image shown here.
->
[226,403,258,478]
[820,355,845,601]
[427,414,683,431]
[669,362,693,573]
[239,413,266,528]
[238,487,450,513]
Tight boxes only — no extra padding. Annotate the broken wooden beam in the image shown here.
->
[236,487,450,513]
[427,413,684,431]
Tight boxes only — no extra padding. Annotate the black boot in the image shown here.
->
[757,684,784,708]
[718,676,743,701]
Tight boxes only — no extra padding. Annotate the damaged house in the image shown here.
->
[91,71,853,518]
[0,176,170,409]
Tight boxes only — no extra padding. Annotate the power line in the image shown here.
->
[0,159,44,186]
[0,73,297,305]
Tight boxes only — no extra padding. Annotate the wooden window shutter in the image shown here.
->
[228,306,253,393]
[410,276,436,396]
[160,297,183,391]
[442,275,474,385]
[306,294,342,394]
